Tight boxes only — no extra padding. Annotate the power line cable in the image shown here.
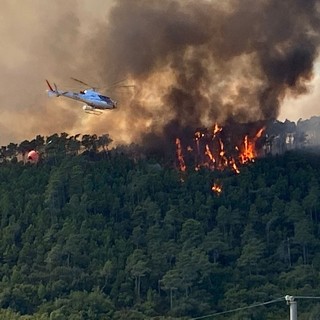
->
[190,297,285,320]
[293,296,320,300]
[191,295,320,320]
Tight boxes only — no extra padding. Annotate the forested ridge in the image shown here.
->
[1,134,320,319]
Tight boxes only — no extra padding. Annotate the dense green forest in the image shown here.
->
[1,133,320,319]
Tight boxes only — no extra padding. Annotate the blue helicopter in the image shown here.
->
[46,77,131,114]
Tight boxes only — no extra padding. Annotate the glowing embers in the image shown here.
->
[175,138,186,172]
[212,182,222,195]
[175,122,265,175]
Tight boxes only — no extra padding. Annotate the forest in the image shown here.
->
[0,132,320,319]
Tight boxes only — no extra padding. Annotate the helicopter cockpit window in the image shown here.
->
[98,95,111,102]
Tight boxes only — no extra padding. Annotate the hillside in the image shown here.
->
[0,134,320,319]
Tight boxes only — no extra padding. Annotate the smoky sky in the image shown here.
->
[94,0,320,152]
[0,0,319,149]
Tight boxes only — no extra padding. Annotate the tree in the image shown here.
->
[216,205,232,241]
[237,239,265,275]
[44,168,67,214]
[100,260,114,292]
[7,143,18,157]
[294,218,315,264]
[81,134,98,152]
[161,269,180,310]
[66,134,81,156]
[17,140,32,161]
[202,227,227,264]
[302,178,320,223]
[125,249,150,302]
[97,134,112,151]
[179,219,203,248]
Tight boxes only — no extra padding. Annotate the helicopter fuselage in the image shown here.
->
[58,89,117,109]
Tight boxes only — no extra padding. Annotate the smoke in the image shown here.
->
[0,0,111,145]
[0,0,319,153]
[89,0,320,153]
[95,0,320,154]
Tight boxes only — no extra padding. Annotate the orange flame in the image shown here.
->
[255,127,265,139]
[205,144,215,167]
[213,123,223,136]
[238,135,254,163]
[177,125,265,176]
[175,138,186,172]
[230,158,240,174]
[212,183,222,194]
[238,127,265,164]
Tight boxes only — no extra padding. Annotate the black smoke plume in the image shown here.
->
[93,0,320,155]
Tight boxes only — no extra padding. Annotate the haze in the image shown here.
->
[1,0,319,147]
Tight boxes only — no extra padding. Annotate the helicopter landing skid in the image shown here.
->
[85,110,103,116]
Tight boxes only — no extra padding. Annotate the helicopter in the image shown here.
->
[45,78,128,114]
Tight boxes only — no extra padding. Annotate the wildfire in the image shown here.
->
[175,123,266,187]
[175,138,186,172]
[238,135,255,163]
[213,123,223,136]
[205,144,215,166]
[230,158,240,174]
[238,127,265,164]
[212,183,222,194]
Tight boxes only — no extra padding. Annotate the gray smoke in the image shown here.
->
[0,0,319,151]
[91,0,320,152]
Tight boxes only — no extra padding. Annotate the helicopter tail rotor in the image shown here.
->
[45,80,54,91]
[46,80,61,97]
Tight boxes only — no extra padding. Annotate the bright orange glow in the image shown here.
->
[175,138,186,172]
[176,124,265,176]
[212,183,222,194]
[205,144,215,167]
[230,158,240,174]
[213,123,223,136]
[238,135,254,163]
[238,127,265,164]
[255,127,265,138]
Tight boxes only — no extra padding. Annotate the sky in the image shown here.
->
[0,0,319,147]
[0,0,117,146]
[279,62,320,121]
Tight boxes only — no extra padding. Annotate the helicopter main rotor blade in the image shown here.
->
[105,79,136,89]
[111,85,135,89]
[71,76,135,92]
[71,77,92,88]
[105,80,135,91]
[107,79,127,88]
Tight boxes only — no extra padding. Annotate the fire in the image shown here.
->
[175,138,186,172]
[255,127,265,138]
[212,183,222,194]
[205,144,215,166]
[239,135,255,163]
[213,123,223,136]
[175,123,265,178]
[238,127,265,164]
[230,158,240,174]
